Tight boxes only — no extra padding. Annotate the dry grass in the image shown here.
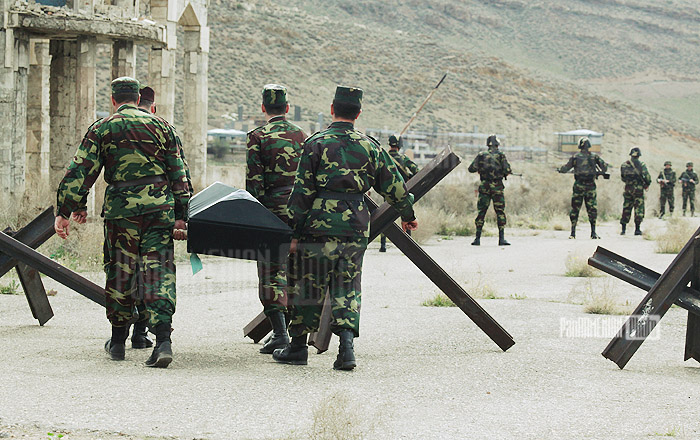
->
[570,279,629,315]
[564,253,602,277]
[421,292,456,307]
[654,218,697,254]
[307,392,382,440]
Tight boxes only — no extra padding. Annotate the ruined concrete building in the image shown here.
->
[0,0,209,210]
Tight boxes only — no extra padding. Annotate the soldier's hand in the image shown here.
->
[173,219,187,241]
[402,220,418,232]
[54,216,70,239]
[289,238,298,254]
[71,210,88,224]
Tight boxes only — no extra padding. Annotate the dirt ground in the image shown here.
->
[1,218,700,439]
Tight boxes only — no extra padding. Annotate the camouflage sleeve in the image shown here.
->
[559,156,575,173]
[405,156,420,177]
[374,149,415,222]
[595,155,608,173]
[467,154,480,173]
[246,130,265,200]
[642,164,652,188]
[501,153,512,177]
[287,141,318,239]
[162,124,191,220]
[657,171,664,182]
[55,126,104,219]
[670,171,677,185]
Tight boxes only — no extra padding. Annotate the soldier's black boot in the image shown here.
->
[683,210,687,217]
[620,223,626,235]
[471,228,481,246]
[590,223,600,239]
[569,225,576,239]
[498,228,510,246]
[333,330,356,371]
[131,319,153,349]
[145,323,173,368]
[273,334,308,365]
[104,325,128,361]
[634,222,643,236]
[259,311,289,354]
[379,234,387,252]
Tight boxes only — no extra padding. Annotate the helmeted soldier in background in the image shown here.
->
[620,147,652,235]
[273,86,417,370]
[558,137,608,239]
[379,134,420,252]
[246,84,307,354]
[468,134,512,246]
[54,77,191,368]
[680,162,698,216]
[657,160,676,218]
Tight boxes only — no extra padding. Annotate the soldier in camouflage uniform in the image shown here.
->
[379,134,420,252]
[246,84,306,354]
[558,137,608,239]
[680,162,697,216]
[55,77,190,368]
[620,147,652,235]
[468,135,512,246]
[273,86,417,370]
[657,160,676,218]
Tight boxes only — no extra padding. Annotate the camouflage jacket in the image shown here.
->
[657,169,677,188]
[559,151,607,181]
[246,116,307,213]
[287,121,415,240]
[389,149,420,180]
[680,170,699,188]
[620,158,651,190]
[137,107,193,194]
[468,147,511,181]
[56,104,191,220]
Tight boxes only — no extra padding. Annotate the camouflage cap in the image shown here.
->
[486,134,500,147]
[688,162,694,167]
[388,135,399,147]
[664,160,672,166]
[630,147,641,157]
[111,76,140,95]
[139,86,155,103]
[262,84,288,106]
[333,85,363,107]
[578,137,591,149]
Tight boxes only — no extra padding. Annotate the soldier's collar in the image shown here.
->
[330,121,354,129]
[268,115,286,123]
[117,103,138,112]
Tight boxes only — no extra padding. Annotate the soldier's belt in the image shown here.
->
[108,175,167,189]
[317,190,364,202]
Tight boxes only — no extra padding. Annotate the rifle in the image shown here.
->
[399,73,448,137]
[680,177,696,187]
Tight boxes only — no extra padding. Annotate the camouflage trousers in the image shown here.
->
[103,210,176,328]
[475,180,506,229]
[570,180,597,226]
[257,202,290,316]
[659,187,674,215]
[682,187,695,213]
[287,235,367,338]
[621,187,645,225]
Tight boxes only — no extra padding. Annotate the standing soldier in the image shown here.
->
[379,134,420,252]
[620,147,652,235]
[246,84,307,354]
[557,137,608,239]
[468,134,512,246]
[54,77,191,368]
[680,162,698,216]
[657,161,676,218]
[273,86,417,370]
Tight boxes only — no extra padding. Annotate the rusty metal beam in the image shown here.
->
[588,246,700,315]
[598,229,700,369]
[0,231,106,307]
[16,261,53,326]
[0,207,55,278]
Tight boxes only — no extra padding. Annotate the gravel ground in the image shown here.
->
[1,218,699,439]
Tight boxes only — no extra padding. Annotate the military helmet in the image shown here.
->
[688,162,694,167]
[629,147,641,157]
[578,137,591,150]
[388,135,399,147]
[486,134,500,147]
[664,160,672,166]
